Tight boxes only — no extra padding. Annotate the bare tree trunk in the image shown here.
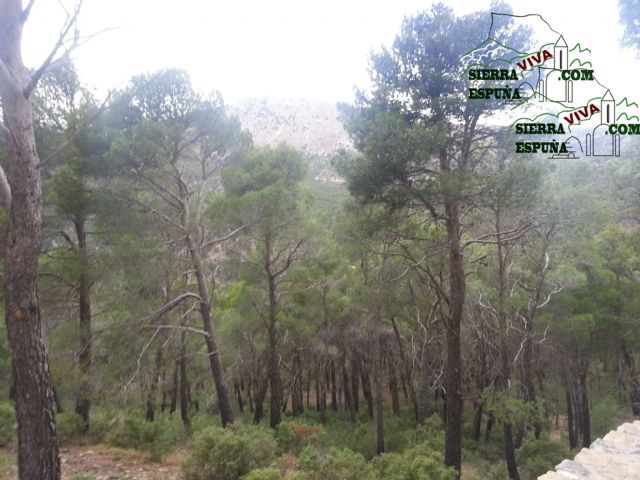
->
[185,235,234,427]
[443,196,465,476]
[375,335,385,455]
[566,385,577,450]
[472,400,483,442]
[267,270,282,428]
[351,357,360,413]
[234,382,245,413]
[330,361,338,412]
[169,361,178,414]
[417,337,431,424]
[73,218,92,433]
[342,362,356,423]
[361,366,374,419]
[391,317,418,420]
[0,2,61,477]
[579,368,591,448]
[146,348,163,422]
[494,206,520,480]
[318,362,327,425]
[485,414,495,443]
[620,344,640,416]
[253,376,268,424]
[389,361,400,416]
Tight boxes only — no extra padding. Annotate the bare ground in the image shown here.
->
[0,445,184,480]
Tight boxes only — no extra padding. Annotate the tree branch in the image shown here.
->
[20,0,36,23]
[140,292,202,324]
[202,224,248,249]
[140,324,209,337]
[24,1,82,98]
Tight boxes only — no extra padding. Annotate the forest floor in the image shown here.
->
[0,444,184,480]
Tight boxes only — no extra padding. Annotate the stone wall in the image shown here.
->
[539,421,640,479]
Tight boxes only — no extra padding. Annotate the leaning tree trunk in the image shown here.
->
[186,235,234,427]
[0,1,61,478]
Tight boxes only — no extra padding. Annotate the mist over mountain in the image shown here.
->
[230,98,353,183]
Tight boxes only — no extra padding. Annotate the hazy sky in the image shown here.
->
[21,0,638,104]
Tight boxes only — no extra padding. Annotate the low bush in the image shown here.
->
[296,446,374,480]
[374,442,457,480]
[275,419,326,454]
[105,412,179,460]
[242,468,283,480]
[516,438,571,480]
[56,411,86,443]
[0,401,15,446]
[183,424,278,480]
[87,406,117,442]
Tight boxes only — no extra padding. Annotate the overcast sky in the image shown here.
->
[21,0,638,104]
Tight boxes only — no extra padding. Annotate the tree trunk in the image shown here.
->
[375,335,385,455]
[443,198,465,476]
[391,317,419,420]
[361,366,374,419]
[342,362,356,423]
[267,270,282,428]
[389,362,400,416]
[253,378,268,424]
[0,3,61,477]
[579,368,591,448]
[495,206,520,479]
[351,357,360,412]
[330,361,338,412]
[485,414,495,443]
[169,361,178,414]
[417,343,431,424]
[566,385,577,450]
[472,400,483,442]
[234,382,245,413]
[73,218,92,433]
[185,235,234,427]
[145,347,163,422]
[620,344,640,416]
[504,423,520,480]
[318,361,327,425]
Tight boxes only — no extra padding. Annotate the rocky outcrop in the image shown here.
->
[539,421,640,479]
[229,97,353,157]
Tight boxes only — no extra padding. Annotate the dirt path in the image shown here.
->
[0,445,184,480]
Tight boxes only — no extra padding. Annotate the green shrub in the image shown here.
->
[0,401,15,446]
[296,446,374,480]
[590,395,620,439]
[242,468,283,480]
[374,442,457,480]
[87,406,117,442]
[106,413,178,460]
[322,421,375,459]
[57,411,86,443]
[183,424,278,480]
[275,419,326,454]
[516,438,571,480]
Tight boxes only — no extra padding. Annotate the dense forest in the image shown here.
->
[1,1,640,480]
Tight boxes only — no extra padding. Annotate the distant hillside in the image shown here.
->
[229,98,353,183]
